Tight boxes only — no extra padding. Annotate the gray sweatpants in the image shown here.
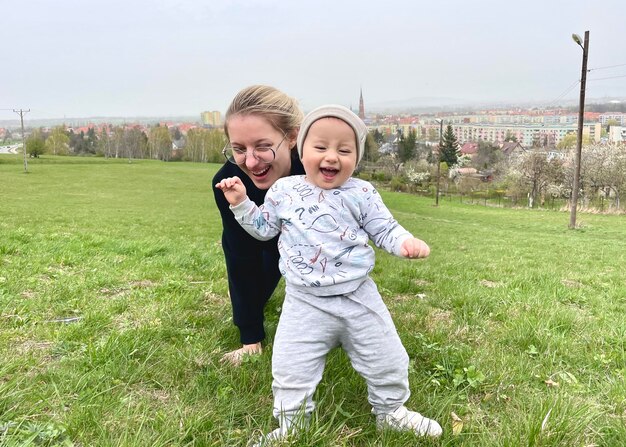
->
[271,278,410,428]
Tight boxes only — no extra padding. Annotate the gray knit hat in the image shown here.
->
[297,104,368,164]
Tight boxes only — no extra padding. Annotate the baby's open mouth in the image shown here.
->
[321,167,338,177]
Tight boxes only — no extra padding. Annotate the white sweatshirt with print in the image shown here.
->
[230,176,413,296]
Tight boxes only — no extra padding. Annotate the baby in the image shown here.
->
[216,105,442,444]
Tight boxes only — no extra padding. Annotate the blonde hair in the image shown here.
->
[224,85,303,139]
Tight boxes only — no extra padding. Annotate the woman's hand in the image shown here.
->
[220,342,263,367]
[215,176,248,206]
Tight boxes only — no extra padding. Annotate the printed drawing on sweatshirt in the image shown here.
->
[233,175,411,293]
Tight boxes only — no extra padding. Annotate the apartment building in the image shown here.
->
[200,111,222,127]
[488,123,598,146]
[609,126,626,143]
[599,113,626,126]
[372,118,422,139]
[418,121,601,147]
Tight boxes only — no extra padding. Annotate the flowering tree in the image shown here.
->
[577,143,626,209]
[508,151,565,207]
[404,159,431,189]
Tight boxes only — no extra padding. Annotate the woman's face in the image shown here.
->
[226,114,296,190]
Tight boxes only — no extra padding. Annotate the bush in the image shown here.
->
[26,134,46,158]
[356,171,372,181]
[371,171,392,182]
[389,176,408,192]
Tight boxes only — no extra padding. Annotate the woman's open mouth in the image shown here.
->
[250,166,271,178]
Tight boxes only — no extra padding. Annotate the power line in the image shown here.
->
[545,79,580,107]
[545,72,625,108]
[588,63,626,72]
[587,74,626,82]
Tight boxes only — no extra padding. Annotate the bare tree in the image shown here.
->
[125,127,148,162]
[148,126,172,161]
[184,128,225,163]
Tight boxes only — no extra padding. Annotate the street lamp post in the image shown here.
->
[569,31,589,229]
[435,119,443,206]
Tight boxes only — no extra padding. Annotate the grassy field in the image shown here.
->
[1,155,625,446]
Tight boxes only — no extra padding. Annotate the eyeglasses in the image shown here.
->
[222,133,287,165]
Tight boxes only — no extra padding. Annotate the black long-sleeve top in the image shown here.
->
[212,155,305,344]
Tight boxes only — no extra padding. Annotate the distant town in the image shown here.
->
[2,92,625,153]
[2,92,626,214]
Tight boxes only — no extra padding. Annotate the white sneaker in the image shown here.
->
[250,427,289,447]
[376,406,443,437]
[250,412,309,446]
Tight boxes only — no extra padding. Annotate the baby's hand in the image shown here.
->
[401,238,430,259]
[215,176,247,206]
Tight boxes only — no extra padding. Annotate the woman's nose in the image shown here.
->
[245,153,261,169]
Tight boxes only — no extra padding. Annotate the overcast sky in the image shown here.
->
[2,0,625,120]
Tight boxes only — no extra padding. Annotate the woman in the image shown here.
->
[212,85,304,366]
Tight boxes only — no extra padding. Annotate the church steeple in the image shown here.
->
[358,87,365,120]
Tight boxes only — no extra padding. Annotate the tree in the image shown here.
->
[557,133,590,150]
[397,128,416,163]
[148,126,172,161]
[515,151,565,208]
[426,147,437,164]
[45,126,70,155]
[504,131,518,142]
[170,126,182,141]
[111,126,125,158]
[373,129,384,145]
[26,130,46,158]
[205,129,226,163]
[363,131,380,162]
[427,127,439,142]
[184,128,202,162]
[557,133,577,150]
[69,130,88,154]
[85,127,97,154]
[125,127,148,161]
[97,127,113,158]
[2,129,11,144]
[606,118,619,129]
[440,124,459,167]
[403,159,431,189]
[184,128,225,163]
[473,141,503,170]
[579,143,626,209]
[378,153,403,177]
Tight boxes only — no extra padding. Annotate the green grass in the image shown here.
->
[1,155,625,446]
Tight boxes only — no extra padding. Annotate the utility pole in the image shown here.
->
[435,119,443,206]
[569,31,589,229]
[13,108,30,173]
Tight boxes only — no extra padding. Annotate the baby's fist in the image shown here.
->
[401,238,430,259]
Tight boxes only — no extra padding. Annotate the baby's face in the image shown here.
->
[301,117,357,190]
